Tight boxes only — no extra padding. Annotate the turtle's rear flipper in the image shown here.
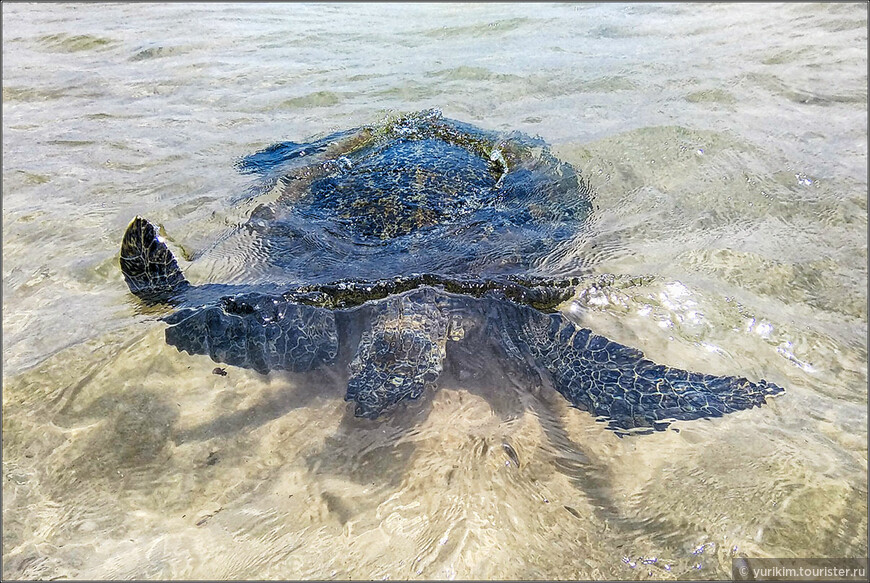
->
[120,216,188,302]
[236,128,358,175]
[346,288,449,418]
[503,303,783,434]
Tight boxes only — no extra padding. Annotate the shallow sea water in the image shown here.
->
[2,2,867,580]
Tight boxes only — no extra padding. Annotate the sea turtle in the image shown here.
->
[120,109,782,433]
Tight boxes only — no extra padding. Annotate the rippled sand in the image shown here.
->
[3,2,867,580]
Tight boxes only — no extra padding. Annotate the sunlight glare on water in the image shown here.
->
[2,2,867,580]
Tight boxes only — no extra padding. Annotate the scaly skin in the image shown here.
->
[346,287,449,418]
[155,282,783,432]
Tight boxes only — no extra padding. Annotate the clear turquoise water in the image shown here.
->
[3,3,867,579]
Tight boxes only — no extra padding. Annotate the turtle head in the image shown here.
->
[120,216,189,302]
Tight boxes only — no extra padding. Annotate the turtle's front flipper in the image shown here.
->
[164,293,338,374]
[346,288,449,418]
[500,302,783,433]
[120,216,188,302]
